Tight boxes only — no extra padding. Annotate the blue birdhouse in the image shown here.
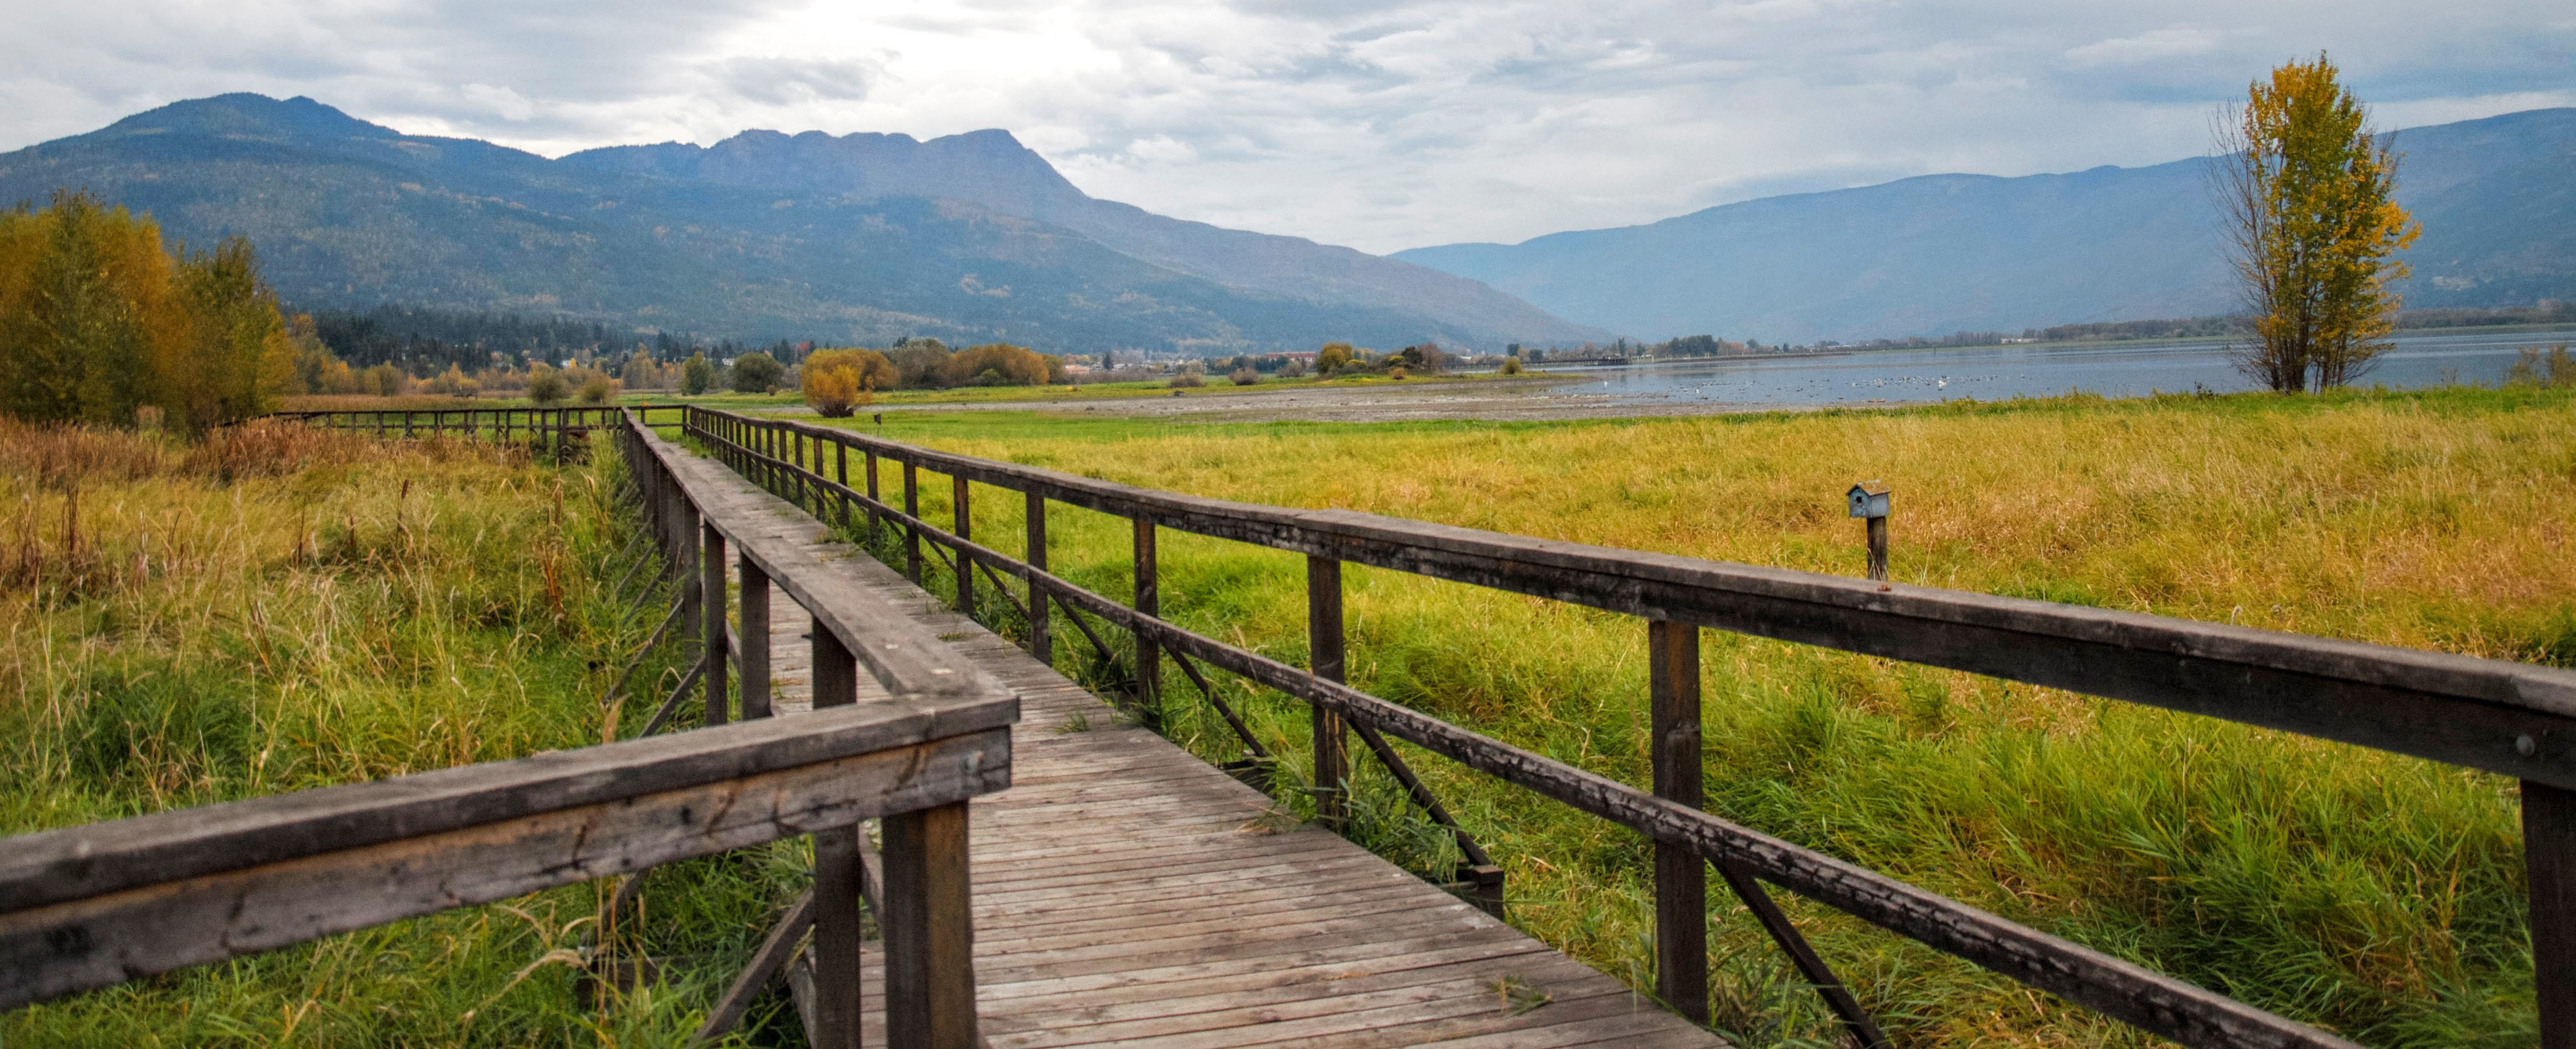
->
[1847,481,1890,519]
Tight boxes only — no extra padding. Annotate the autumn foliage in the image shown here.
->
[800,347,898,417]
[2215,54,2421,392]
[0,191,294,432]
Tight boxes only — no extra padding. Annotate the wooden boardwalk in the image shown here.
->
[673,451,1722,1047]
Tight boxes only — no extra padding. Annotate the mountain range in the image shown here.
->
[6,94,2567,353]
[1393,107,2576,344]
[0,94,1602,353]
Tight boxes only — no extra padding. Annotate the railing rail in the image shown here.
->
[658,404,2572,1048]
[0,690,1012,1014]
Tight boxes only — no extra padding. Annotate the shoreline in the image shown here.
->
[765,376,1877,423]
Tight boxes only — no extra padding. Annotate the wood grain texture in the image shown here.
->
[2527,780,2576,1049]
[0,698,1011,915]
[0,728,1009,1009]
[680,436,1726,1048]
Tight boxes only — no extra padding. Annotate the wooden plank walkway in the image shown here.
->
[672,450,1723,1047]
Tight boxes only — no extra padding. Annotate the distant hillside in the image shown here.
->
[1394,108,2576,344]
[0,94,1603,353]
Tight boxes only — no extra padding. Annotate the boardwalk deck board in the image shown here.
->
[662,445,1720,1047]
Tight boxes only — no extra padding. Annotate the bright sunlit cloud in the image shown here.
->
[3,0,2568,253]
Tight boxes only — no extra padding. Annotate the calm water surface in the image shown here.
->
[1544,326,2576,407]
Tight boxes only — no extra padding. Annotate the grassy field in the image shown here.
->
[786,385,2572,1047]
[0,421,796,1046]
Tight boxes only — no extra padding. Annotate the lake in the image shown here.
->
[1542,326,2576,408]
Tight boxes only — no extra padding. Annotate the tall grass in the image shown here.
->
[796,386,2570,1046]
[0,420,801,1047]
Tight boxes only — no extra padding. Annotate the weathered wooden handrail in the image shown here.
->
[619,411,1011,1048]
[672,404,2572,1048]
[0,697,1012,1010]
[268,404,691,430]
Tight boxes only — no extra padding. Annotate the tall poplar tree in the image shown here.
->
[2214,54,2421,392]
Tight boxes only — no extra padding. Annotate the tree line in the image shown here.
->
[0,191,291,433]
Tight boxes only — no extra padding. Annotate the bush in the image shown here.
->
[423,365,480,397]
[1168,371,1204,389]
[576,375,619,405]
[1316,342,1355,376]
[1229,367,1260,386]
[1282,358,1308,378]
[1388,365,1408,380]
[939,343,1051,388]
[730,352,785,394]
[360,363,411,397]
[526,365,569,406]
[802,348,896,417]
[1500,356,1523,375]
[681,352,713,395]
[2505,345,2574,388]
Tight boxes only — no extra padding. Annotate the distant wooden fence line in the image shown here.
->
[668,403,2576,1049]
[262,404,691,458]
[0,404,1016,1049]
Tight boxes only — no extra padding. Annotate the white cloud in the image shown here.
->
[460,83,535,121]
[2061,27,2222,68]
[714,55,883,106]
[2,0,2568,253]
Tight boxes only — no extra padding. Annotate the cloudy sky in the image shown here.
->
[5,1,2569,254]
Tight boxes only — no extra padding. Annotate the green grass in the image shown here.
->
[773,385,2570,1047]
[0,421,806,1047]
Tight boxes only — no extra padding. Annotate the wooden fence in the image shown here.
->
[671,403,2576,1049]
[266,404,689,459]
[0,404,1016,1049]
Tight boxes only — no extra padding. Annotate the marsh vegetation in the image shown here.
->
[0,421,796,1046]
[815,385,2572,1046]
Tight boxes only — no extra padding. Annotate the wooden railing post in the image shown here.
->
[883,800,978,1049]
[1026,492,1051,666]
[1134,519,1160,716]
[677,498,703,652]
[808,623,864,1049]
[953,475,975,618]
[2531,780,2575,1048]
[865,450,882,538]
[701,522,730,726]
[835,441,850,529]
[1308,555,1347,831]
[904,460,923,583]
[739,553,771,720]
[1649,618,1708,1024]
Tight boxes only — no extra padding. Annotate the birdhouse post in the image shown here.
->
[1847,481,1891,582]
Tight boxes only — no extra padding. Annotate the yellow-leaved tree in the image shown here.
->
[0,190,294,432]
[2214,53,2421,392]
[801,348,899,417]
